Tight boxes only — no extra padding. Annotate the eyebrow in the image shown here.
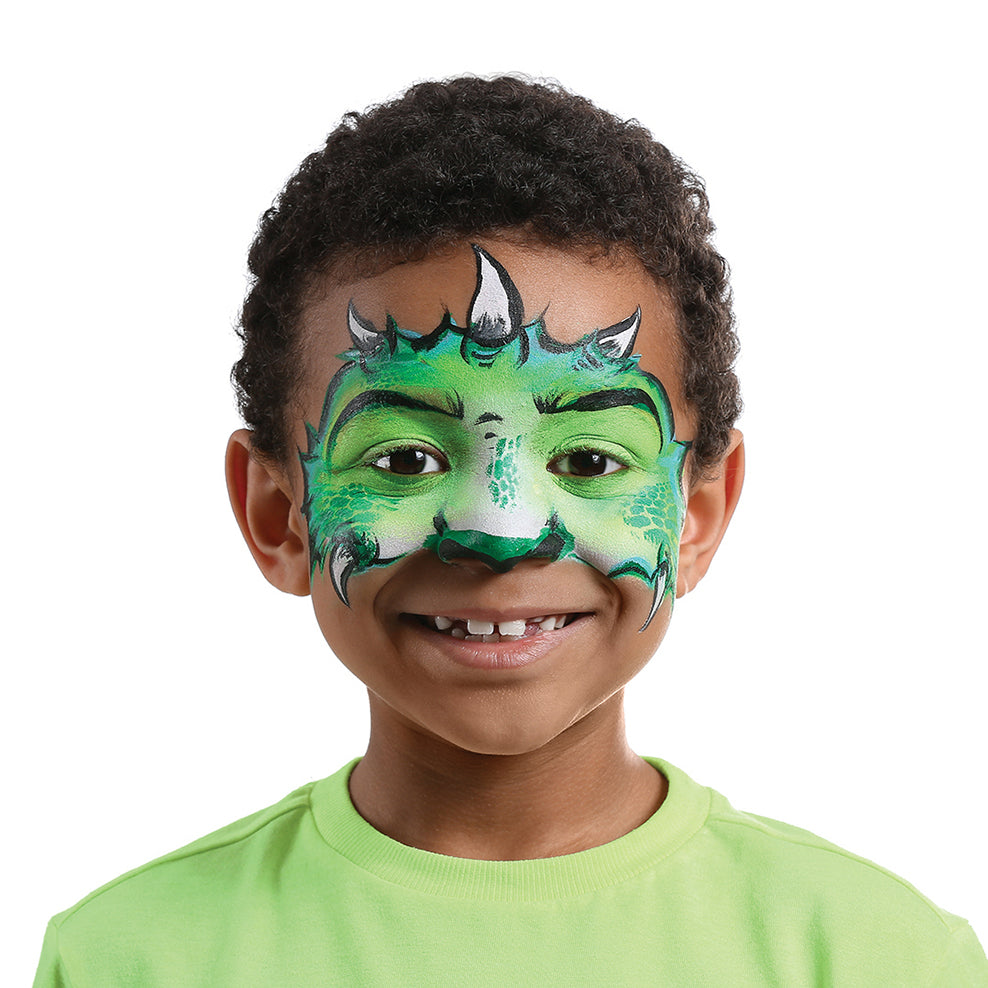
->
[535,388,663,428]
[329,389,464,445]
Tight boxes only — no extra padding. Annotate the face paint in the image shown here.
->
[301,246,690,631]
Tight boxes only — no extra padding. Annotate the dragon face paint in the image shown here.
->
[301,246,689,631]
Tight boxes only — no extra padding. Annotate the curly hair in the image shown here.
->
[233,75,741,480]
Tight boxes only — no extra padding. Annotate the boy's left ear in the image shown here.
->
[676,430,745,596]
[225,430,311,596]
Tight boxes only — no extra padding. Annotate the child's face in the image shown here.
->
[290,240,697,755]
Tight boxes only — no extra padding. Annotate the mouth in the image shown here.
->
[414,613,583,643]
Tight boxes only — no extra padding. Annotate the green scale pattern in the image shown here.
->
[300,249,690,630]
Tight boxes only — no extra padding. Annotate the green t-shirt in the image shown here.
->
[35,758,986,986]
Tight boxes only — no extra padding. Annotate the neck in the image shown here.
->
[347,692,666,860]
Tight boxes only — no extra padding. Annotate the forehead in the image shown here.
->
[297,239,688,429]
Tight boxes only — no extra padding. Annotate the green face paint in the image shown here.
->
[301,246,690,631]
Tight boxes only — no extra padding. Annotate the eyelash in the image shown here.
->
[369,445,449,476]
[546,447,629,478]
[366,444,628,479]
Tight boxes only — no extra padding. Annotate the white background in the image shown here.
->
[5,0,985,980]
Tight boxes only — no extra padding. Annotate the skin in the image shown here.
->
[227,237,744,860]
[301,243,689,629]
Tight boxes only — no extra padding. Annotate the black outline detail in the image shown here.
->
[467,245,524,345]
[534,387,664,436]
[347,301,397,357]
[327,389,464,450]
[595,308,641,360]
[399,311,457,353]
[638,561,670,632]
[436,532,567,573]
[606,557,671,633]
[328,537,365,606]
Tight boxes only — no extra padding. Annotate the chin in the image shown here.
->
[444,730,565,759]
[408,696,601,760]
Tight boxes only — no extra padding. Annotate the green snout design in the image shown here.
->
[425,521,576,573]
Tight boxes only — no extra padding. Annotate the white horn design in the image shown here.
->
[638,560,670,633]
[348,301,385,353]
[329,541,356,606]
[596,307,641,361]
[466,244,524,345]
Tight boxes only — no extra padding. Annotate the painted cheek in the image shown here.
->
[305,472,443,578]
[624,477,684,576]
[563,473,684,574]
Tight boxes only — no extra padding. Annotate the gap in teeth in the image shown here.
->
[429,614,572,639]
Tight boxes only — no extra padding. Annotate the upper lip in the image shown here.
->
[403,607,590,622]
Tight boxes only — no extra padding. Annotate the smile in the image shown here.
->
[419,614,578,642]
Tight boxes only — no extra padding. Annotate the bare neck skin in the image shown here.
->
[347,691,666,861]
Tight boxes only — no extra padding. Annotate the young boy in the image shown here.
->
[35,76,986,986]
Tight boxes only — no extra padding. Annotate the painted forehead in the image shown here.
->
[309,246,678,446]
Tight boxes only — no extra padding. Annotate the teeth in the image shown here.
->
[428,614,575,640]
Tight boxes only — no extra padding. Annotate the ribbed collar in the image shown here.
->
[309,757,711,902]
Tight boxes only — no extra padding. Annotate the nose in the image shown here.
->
[434,525,568,573]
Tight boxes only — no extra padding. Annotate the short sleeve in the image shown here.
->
[33,921,75,988]
[929,922,988,987]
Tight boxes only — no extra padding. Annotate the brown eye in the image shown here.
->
[548,450,625,477]
[371,448,447,475]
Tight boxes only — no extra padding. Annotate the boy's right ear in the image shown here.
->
[225,430,311,596]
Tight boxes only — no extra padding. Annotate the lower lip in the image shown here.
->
[407,616,589,671]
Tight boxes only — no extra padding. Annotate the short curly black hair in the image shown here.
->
[233,75,741,480]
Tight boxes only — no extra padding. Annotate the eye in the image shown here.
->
[370,446,448,475]
[548,449,626,477]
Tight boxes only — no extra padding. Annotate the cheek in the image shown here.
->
[617,584,675,660]
[562,475,686,573]
[308,567,396,679]
[624,478,685,557]
[305,481,442,569]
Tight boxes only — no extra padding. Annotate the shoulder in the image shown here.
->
[655,759,959,924]
[34,764,371,985]
[45,775,329,960]
[705,788,963,926]
[656,760,986,984]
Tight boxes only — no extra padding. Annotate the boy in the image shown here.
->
[35,76,986,985]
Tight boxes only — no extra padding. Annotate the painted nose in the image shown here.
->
[434,526,569,573]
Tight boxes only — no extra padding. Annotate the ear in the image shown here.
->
[676,430,745,597]
[225,429,311,596]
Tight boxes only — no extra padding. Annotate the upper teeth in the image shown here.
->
[432,615,569,636]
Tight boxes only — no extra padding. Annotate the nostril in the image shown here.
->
[433,528,568,573]
[435,535,520,573]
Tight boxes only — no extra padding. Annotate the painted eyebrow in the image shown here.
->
[534,388,663,428]
[328,389,464,445]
